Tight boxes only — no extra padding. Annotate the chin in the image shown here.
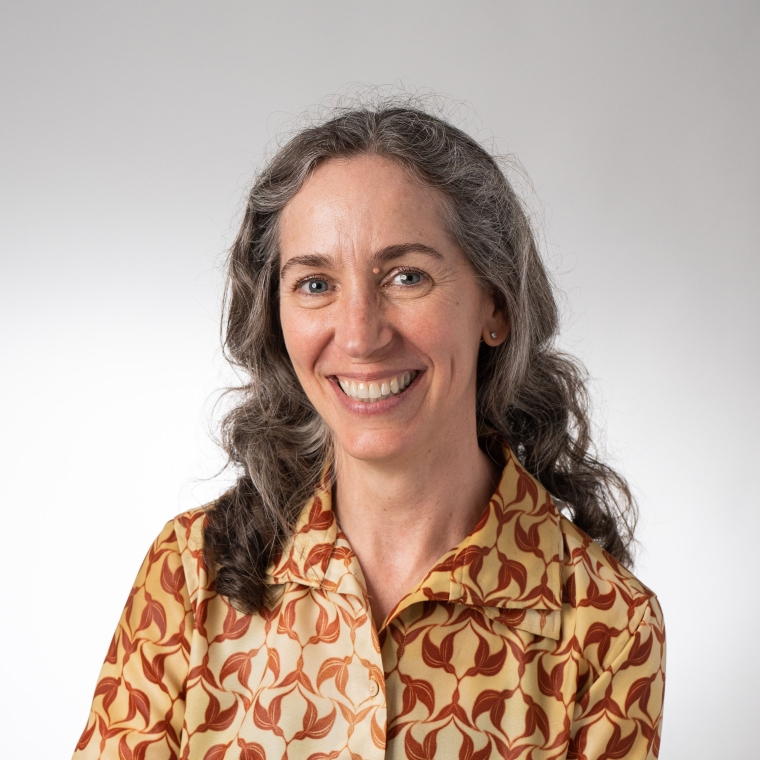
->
[333,428,419,464]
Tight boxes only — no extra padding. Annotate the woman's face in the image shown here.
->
[278,154,506,464]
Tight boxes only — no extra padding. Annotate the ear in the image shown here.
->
[482,292,509,346]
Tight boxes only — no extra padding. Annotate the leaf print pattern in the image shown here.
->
[73,447,665,759]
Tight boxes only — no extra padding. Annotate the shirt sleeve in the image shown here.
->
[569,597,666,760]
[72,519,194,760]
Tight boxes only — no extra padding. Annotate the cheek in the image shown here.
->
[400,296,482,365]
[279,303,329,376]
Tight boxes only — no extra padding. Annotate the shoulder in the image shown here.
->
[558,516,665,674]
[559,515,658,610]
[172,505,208,554]
[157,505,215,612]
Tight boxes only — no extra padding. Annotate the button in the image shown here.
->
[366,678,379,697]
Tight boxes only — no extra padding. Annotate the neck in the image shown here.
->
[333,432,501,627]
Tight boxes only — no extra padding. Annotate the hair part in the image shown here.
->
[204,98,637,614]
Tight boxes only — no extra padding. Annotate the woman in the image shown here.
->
[73,103,665,760]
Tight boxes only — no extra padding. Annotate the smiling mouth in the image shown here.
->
[335,371,419,402]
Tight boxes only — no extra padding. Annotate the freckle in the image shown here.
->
[372,267,381,274]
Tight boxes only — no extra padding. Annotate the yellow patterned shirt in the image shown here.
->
[73,448,665,759]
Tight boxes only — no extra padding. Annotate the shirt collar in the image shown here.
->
[267,446,563,638]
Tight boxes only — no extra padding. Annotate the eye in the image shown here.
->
[298,278,330,294]
[392,270,423,286]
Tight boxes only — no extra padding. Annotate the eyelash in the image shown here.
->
[293,267,428,294]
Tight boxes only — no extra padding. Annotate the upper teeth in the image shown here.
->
[338,371,417,402]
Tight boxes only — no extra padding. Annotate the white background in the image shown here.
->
[1,2,758,757]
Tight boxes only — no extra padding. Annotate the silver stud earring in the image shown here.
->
[490,332,497,340]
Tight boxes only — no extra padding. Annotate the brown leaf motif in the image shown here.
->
[292,702,337,742]
[160,557,187,606]
[599,723,638,759]
[117,735,159,760]
[266,647,280,680]
[625,675,654,717]
[308,604,341,645]
[304,543,334,576]
[578,577,617,611]
[622,631,653,670]
[299,495,333,533]
[317,656,351,697]
[404,727,440,760]
[94,676,121,717]
[400,674,436,716]
[75,718,96,751]
[213,605,252,644]
[140,650,170,695]
[537,656,567,702]
[202,742,232,760]
[421,629,457,675]
[124,682,151,725]
[496,556,528,596]
[458,732,493,760]
[584,622,623,664]
[252,692,289,737]
[219,651,254,687]
[276,599,300,642]
[237,737,266,760]
[472,689,509,729]
[520,693,550,744]
[464,633,507,678]
[197,693,238,733]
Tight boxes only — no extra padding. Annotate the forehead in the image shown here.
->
[278,154,451,257]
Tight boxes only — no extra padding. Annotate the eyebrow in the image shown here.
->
[280,243,444,279]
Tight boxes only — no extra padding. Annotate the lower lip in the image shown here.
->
[329,373,422,415]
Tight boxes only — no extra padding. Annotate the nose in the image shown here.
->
[333,284,394,359]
